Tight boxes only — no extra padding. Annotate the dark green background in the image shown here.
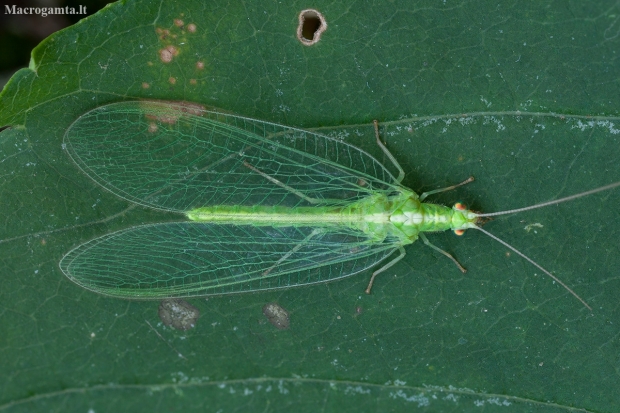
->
[1,1,619,412]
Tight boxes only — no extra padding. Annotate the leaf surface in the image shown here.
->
[1,1,619,412]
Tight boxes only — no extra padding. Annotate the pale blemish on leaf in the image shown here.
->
[189,79,197,85]
[262,302,290,330]
[187,23,196,33]
[174,19,184,28]
[169,77,176,85]
[196,61,204,70]
[142,82,150,89]
[524,223,543,232]
[158,299,200,331]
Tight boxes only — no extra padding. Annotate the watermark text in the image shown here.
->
[5,5,87,18]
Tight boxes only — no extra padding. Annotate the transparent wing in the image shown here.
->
[59,222,400,299]
[64,100,400,213]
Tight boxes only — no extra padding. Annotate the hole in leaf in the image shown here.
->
[297,9,327,46]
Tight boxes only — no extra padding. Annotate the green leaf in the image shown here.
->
[1,1,619,412]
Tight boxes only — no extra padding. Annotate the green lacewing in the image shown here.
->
[59,100,620,309]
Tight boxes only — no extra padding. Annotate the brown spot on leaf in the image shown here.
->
[187,23,196,33]
[145,113,178,125]
[141,100,207,125]
[156,28,171,40]
[168,77,176,85]
[142,82,150,89]
[196,61,204,70]
[160,48,173,63]
[159,45,179,64]
[176,101,205,115]
[189,79,197,85]
[148,122,158,133]
[174,19,184,27]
